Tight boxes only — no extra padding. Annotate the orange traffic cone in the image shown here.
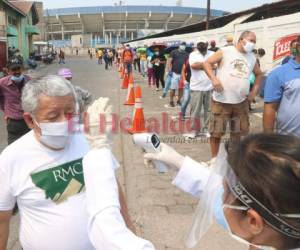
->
[124,83,135,106]
[127,85,147,134]
[128,72,134,84]
[121,73,129,89]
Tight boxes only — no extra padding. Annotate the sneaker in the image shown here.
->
[159,96,165,99]
[156,88,159,91]
[201,157,217,168]
[164,102,175,108]
[183,132,197,139]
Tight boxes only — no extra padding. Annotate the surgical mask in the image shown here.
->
[213,188,276,250]
[35,120,71,149]
[11,74,24,83]
[179,45,186,51]
[242,40,255,54]
[155,52,159,55]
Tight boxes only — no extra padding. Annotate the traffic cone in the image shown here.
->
[121,73,129,89]
[124,83,135,106]
[127,85,147,134]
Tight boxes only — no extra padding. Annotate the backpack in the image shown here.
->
[123,50,133,62]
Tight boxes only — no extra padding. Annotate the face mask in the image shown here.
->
[35,120,71,149]
[214,188,276,250]
[179,45,186,51]
[242,40,255,54]
[155,52,159,55]
[11,74,24,83]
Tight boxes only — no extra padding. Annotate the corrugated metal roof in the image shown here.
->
[128,0,300,43]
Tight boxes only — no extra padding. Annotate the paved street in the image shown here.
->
[1,55,264,249]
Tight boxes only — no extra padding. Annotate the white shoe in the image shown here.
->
[156,88,159,91]
[183,132,197,139]
[159,96,164,99]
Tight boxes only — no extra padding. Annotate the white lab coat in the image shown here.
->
[83,148,210,250]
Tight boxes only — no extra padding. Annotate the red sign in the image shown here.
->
[273,33,299,61]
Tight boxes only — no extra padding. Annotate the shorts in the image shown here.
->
[170,73,181,90]
[209,99,249,138]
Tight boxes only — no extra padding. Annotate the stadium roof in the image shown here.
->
[44,5,228,40]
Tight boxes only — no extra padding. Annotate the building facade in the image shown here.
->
[0,0,40,75]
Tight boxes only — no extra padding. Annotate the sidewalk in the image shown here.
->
[117,69,263,249]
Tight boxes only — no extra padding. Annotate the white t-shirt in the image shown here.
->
[0,131,94,250]
[213,46,256,104]
[189,50,214,91]
[147,56,153,69]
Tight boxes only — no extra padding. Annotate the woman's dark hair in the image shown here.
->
[227,133,300,249]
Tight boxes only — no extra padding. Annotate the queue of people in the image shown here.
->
[0,32,299,250]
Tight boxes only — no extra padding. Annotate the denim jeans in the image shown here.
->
[181,83,191,118]
[140,60,147,76]
[162,73,172,97]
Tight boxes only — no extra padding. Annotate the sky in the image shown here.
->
[41,0,278,12]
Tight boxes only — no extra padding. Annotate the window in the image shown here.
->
[8,16,17,26]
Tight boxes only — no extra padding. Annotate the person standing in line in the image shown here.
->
[147,54,155,88]
[184,41,214,139]
[263,35,300,137]
[140,50,148,77]
[58,49,65,64]
[104,50,110,70]
[167,42,189,107]
[224,35,234,47]
[151,48,166,91]
[122,44,134,75]
[208,40,219,52]
[0,60,31,144]
[203,31,263,166]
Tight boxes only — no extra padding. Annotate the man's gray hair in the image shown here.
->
[238,31,254,42]
[22,75,77,114]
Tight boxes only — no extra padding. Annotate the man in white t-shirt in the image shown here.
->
[185,41,214,138]
[203,31,263,164]
[0,75,132,250]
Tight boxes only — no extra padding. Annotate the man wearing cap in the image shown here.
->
[203,31,263,165]
[0,60,31,144]
[225,35,234,47]
[167,42,189,107]
[184,40,214,138]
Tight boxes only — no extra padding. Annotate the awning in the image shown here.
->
[6,25,18,37]
[25,25,40,35]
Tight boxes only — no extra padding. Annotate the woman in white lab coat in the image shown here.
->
[82,98,300,250]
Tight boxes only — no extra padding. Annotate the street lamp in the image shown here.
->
[206,0,211,30]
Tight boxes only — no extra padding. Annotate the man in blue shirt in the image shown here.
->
[263,35,300,136]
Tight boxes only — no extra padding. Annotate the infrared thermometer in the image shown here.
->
[133,133,168,173]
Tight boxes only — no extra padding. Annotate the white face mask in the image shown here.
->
[242,40,255,53]
[222,204,276,250]
[35,120,71,149]
[179,45,186,51]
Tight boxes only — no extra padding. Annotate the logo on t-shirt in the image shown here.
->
[230,59,250,79]
[30,158,85,204]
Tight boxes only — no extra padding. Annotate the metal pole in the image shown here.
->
[206,0,211,30]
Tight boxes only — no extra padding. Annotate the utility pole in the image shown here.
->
[206,0,211,30]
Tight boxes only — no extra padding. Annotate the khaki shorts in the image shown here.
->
[209,99,250,138]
